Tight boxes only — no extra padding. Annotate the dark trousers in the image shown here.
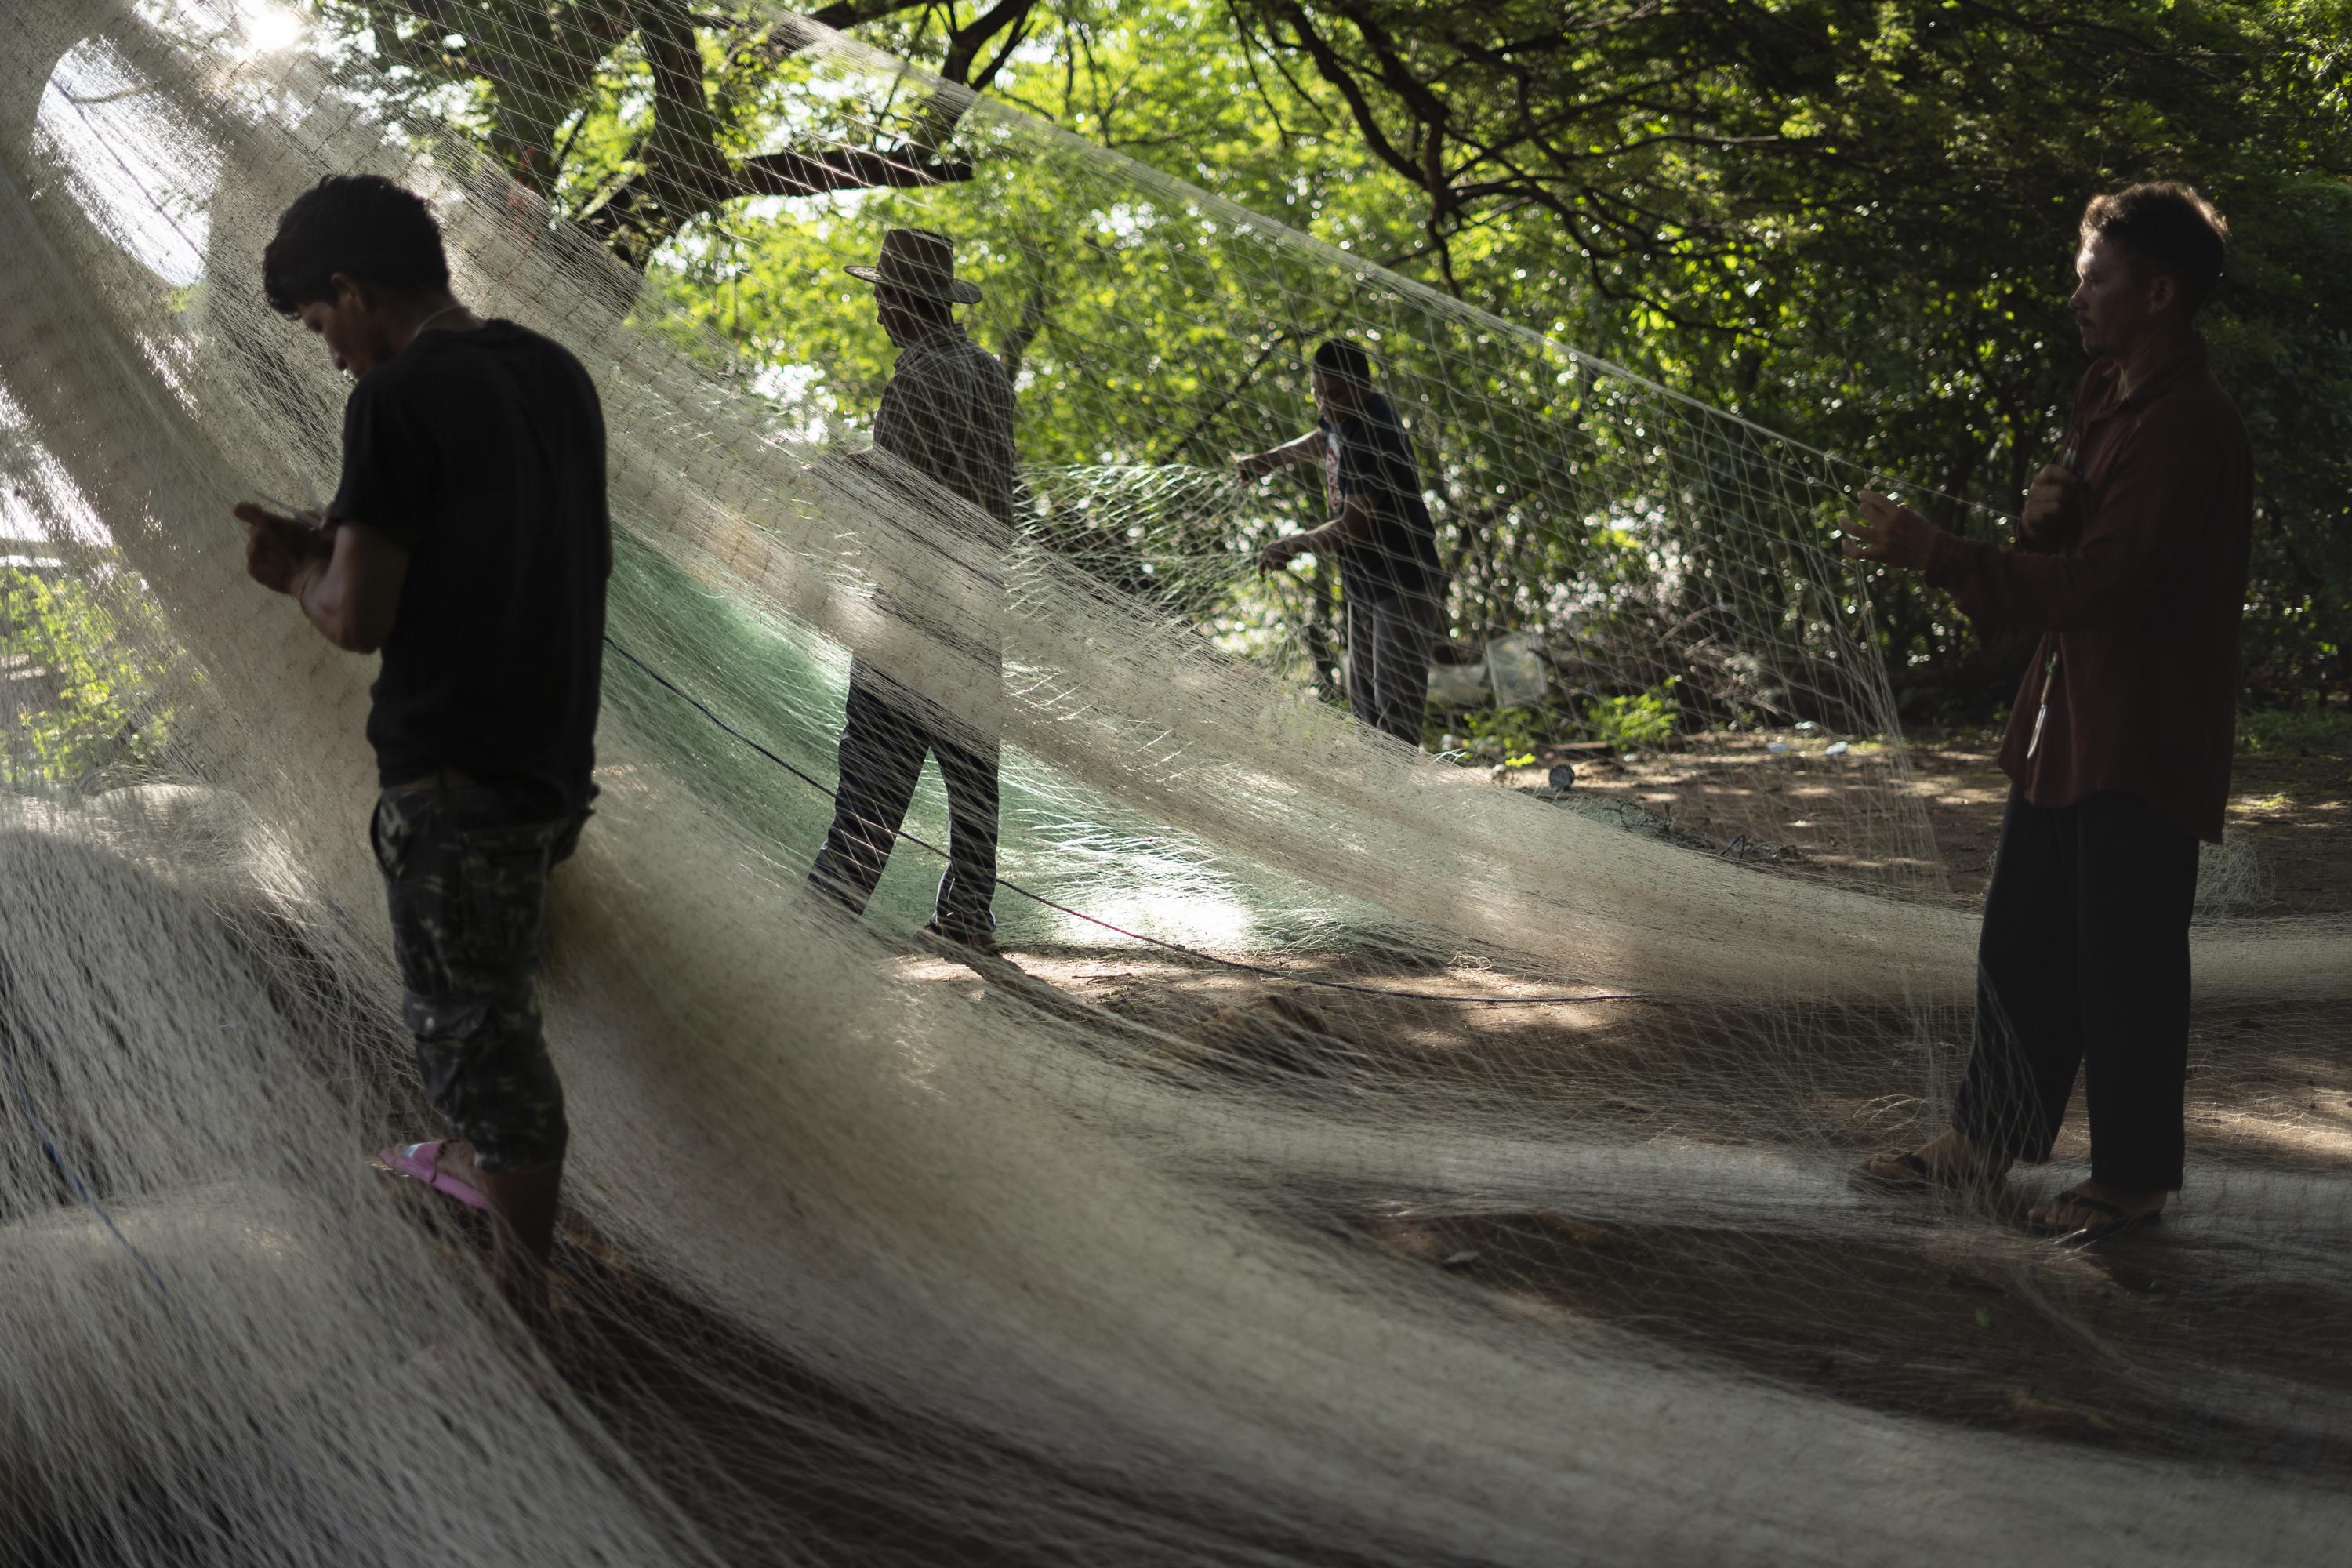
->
[808,659,1000,935]
[1952,787,2201,1190]
[1345,591,1439,746]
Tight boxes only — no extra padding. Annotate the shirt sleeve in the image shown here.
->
[1923,418,2227,631]
[873,357,953,480]
[327,375,433,551]
[870,373,909,457]
[978,367,1018,532]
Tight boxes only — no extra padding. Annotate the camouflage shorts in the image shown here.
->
[369,784,585,1174]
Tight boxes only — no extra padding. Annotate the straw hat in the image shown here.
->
[844,227,983,305]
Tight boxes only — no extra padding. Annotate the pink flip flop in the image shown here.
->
[376,1139,489,1213]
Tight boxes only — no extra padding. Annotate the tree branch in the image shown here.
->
[1267,2,1426,191]
[731,144,975,196]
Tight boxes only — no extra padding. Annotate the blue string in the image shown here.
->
[0,1023,389,1567]
[1,1037,184,1320]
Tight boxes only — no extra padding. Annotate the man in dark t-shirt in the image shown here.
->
[237,175,608,1332]
[1240,339,1446,744]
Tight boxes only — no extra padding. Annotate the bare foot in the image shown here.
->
[1857,1127,2012,1189]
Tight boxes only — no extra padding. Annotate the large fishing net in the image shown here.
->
[2,3,2347,1563]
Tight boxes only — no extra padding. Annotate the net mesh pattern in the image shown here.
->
[1,4,2347,1565]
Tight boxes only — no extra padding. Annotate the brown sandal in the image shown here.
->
[1853,1150,2004,1195]
[2029,1188,2163,1244]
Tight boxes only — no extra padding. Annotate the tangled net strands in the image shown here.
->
[1,2,2347,1563]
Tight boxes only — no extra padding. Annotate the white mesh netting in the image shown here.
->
[2,3,2348,1564]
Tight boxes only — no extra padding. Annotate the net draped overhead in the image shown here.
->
[1,3,2347,1564]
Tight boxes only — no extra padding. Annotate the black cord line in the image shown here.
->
[603,635,1649,1007]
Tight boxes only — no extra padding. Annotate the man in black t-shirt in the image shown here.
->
[237,175,608,1334]
[1239,339,1446,744]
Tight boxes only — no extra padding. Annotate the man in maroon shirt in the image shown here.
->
[1843,182,2252,1242]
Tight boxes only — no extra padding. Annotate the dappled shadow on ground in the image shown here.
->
[902,942,2352,1171]
[16,937,2339,1562]
[889,938,2352,1483]
[1512,725,2352,916]
[1350,1197,2352,1477]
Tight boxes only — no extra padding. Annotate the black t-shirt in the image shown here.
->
[328,320,609,818]
[1320,392,1443,603]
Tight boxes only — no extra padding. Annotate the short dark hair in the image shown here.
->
[1312,339,1373,386]
[261,175,450,316]
[2078,181,2230,311]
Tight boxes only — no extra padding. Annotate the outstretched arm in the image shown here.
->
[1257,492,1374,575]
[237,503,409,653]
[1236,430,1323,480]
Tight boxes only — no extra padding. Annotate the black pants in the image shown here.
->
[1345,591,1439,746]
[1952,787,2201,1191]
[808,659,1000,935]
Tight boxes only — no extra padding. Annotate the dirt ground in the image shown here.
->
[897,936,2352,1472]
[39,731,2332,1561]
[1511,724,2352,916]
[895,727,2352,1470]
[354,726,2352,1550]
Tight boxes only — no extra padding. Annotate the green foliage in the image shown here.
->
[302,0,2352,712]
[1449,706,1546,768]
[1434,681,1686,766]
[2,568,183,787]
[1584,679,1682,753]
[2237,705,2352,757]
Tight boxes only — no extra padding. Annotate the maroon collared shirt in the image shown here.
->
[1923,339,2254,843]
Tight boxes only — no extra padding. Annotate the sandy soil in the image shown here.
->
[360,724,2352,1544]
[887,728,2352,1466]
[1523,724,2352,916]
[890,926,2352,1467]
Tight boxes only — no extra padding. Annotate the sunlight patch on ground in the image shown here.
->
[2197,1106,2352,1163]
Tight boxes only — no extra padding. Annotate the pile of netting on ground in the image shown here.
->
[2,3,2347,1563]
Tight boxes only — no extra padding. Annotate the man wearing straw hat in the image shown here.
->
[808,228,1017,950]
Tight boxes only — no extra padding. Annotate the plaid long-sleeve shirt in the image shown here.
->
[1924,338,2254,844]
[860,324,1017,671]
[872,325,1017,533]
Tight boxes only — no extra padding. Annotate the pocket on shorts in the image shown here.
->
[369,795,407,878]
[456,831,553,964]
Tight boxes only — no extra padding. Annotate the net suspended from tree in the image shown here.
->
[1,3,2347,1565]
